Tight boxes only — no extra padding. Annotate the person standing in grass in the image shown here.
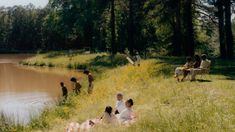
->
[83,70,94,94]
[115,93,125,114]
[60,82,68,100]
[134,51,141,67]
[70,77,82,95]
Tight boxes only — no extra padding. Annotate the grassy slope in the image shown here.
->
[14,53,235,131]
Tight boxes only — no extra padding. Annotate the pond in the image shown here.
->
[0,54,80,124]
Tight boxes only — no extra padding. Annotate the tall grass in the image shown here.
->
[6,53,235,131]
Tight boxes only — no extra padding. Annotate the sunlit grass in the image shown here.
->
[20,51,106,69]
[4,53,235,132]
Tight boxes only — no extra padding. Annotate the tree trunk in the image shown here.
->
[183,0,195,56]
[224,0,234,59]
[110,0,116,54]
[217,0,227,59]
[128,0,134,55]
[172,0,182,56]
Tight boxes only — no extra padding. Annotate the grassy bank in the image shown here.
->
[3,52,235,132]
[20,51,128,73]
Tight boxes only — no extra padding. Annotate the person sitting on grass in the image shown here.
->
[115,93,126,114]
[78,106,118,131]
[190,54,211,81]
[60,82,68,100]
[83,70,94,94]
[70,77,82,95]
[117,99,136,125]
[174,57,194,81]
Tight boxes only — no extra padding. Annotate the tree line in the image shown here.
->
[0,0,234,59]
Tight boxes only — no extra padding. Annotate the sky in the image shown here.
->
[0,0,48,7]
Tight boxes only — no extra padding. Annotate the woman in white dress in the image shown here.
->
[78,106,118,131]
[118,99,135,125]
[174,57,194,81]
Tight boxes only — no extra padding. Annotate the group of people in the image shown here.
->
[174,54,211,81]
[66,93,136,131]
[60,70,94,100]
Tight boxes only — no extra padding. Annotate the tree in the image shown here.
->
[224,0,234,59]
[172,0,183,56]
[216,0,227,58]
[110,0,116,54]
[182,0,195,56]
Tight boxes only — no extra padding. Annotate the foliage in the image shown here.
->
[0,0,233,57]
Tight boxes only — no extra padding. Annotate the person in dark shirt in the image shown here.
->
[83,70,94,94]
[60,82,68,100]
[70,77,82,95]
[181,55,201,82]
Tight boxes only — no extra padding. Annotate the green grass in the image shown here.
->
[3,52,235,132]
[20,51,128,73]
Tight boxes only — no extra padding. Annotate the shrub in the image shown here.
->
[112,53,128,66]
[39,62,46,67]
[47,62,55,67]
[74,63,87,70]
[67,63,73,69]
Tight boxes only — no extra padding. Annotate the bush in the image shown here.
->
[39,62,46,67]
[47,62,55,67]
[74,63,87,70]
[112,53,128,66]
[67,63,73,69]
[19,61,28,65]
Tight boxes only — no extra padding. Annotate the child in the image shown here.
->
[83,70,94,94]
[115,93,125,114]
[70,77,82,95]
[60,82,68,99]
[118,99,135,125]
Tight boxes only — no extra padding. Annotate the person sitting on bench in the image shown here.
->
[190,54,211,81]
[174,57,194,82]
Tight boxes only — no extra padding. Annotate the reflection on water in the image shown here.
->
[0,54,81,124]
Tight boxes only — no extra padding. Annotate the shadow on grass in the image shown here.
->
[197,79,212,82]
[87,54,128,72]
[153,56,235,80]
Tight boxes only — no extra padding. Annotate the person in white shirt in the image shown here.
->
[190,54,211,81]
[118,99,135,124]
[115,93,126,114]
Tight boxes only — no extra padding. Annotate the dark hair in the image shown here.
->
[186,56,192,62]
[117,93,123,97]
[70,77,77,82]
[201,54,207,60]
[127,99,134,106]
[60,82,64,86]
[105,106,113,116]
[83,70,90,74]
[194,55,201,62]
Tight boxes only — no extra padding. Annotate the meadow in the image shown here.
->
[2,52,235,132]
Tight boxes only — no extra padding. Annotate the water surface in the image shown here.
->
[0,54,80,124]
